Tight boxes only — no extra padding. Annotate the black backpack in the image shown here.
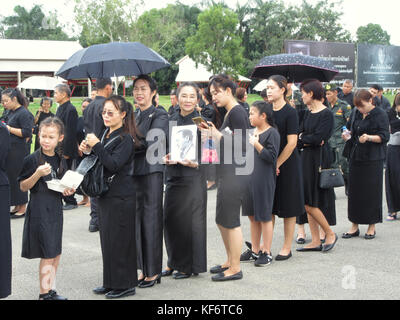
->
[76,131,121,198]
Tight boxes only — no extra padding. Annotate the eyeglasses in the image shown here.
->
[102,110,117,117]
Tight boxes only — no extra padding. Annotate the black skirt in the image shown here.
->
[273,150,304,218]
[0,185,11,299]
[22,191,63,259]
[164,175,207,274]
[301,146,336,226]
[385,145,400,213]
[98,196,138,289]
[348,160,383,225]
[6,142,29,206]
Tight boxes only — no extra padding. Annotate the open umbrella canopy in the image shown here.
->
[17,76,65,90]
[251,53,339,83]
[56,42,170,80]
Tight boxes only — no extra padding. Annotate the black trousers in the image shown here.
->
[134,173,164,278]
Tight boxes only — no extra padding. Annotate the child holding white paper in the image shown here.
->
[18,117,75,300]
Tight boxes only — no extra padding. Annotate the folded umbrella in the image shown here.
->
[56,42,170,80]
[251,53,339,83]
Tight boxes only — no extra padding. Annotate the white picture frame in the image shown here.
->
[170,124,197,162]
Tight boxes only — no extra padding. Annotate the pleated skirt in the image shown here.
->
[6,143,29,206]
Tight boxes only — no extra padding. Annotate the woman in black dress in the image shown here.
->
[247,101,280,266]
[342,89,389,239]
[386,93,400,220]
[19,117,72,300]
[2,88,34,219]
[265,75,304,260]
[81,96,139,299]
[133,75,169,288]
[33,97,54,151]
[297,79,338,252]
[199,74,251,282]
[0,122,11,299]
[162,82,207,279]
[236,87,250,115]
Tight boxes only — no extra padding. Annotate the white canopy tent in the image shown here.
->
[18,76,66,91]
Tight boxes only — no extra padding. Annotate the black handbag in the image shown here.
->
[318,148,345,189]
[76,131,121,197]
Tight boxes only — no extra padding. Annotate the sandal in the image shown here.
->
[386,213,397,221]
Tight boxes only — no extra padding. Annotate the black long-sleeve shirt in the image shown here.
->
[0,122,10,186]
[83,96,106,138]
[388,109,400,134]
[134,105,169,176]
[347,107,390,162]
[56,101,78,159]
[92,127,135,198]
[298,108,334,148]
[5,106,34,145]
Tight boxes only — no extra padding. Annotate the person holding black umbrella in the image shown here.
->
[133,75,169,288]
[0,121,11,299]
[297,79,338,253]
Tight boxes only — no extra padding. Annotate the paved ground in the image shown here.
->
[5,185,400,300]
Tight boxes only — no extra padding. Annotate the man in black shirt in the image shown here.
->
[338,79,355,108]
[370,84,391,112]
[83,78,113,232]
[168,89,179,116]
[54,84,79,210]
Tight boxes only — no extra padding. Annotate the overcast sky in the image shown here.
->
[2,0,400,45]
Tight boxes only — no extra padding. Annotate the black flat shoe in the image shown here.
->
[10,213,25,220]
[212,271,243,282]
[39,290,67,300]
[296,237,306,245]
[296,245,323,252]
[173,272,192,280]
[275,252,292,261]
[342,229,360,239]
[138,274,161,288]
[210,265,229,274]
[93,286,112,295]
[364,232,376,240]
[161,269,174,277]
[207,184,217,191]
[320,237,326,244]
[322,234,338,252]
[105,288,136,299]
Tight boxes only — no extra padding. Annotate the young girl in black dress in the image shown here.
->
[247,102,280,266]
[19,117,74,300]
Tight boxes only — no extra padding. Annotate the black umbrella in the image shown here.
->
[56,42,170,80]
[251,53,339,82]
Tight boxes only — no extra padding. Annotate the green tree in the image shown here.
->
[73,0,143,47]
[186,5,244,76]
[356,23,391,45]
[1,5,71,40]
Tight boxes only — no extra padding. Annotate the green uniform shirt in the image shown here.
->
[328,98,352,148]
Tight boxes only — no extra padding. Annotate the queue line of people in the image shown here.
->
[0,74,396,300]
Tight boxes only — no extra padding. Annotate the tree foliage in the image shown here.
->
[356,23,391,45]
[0,5,72,40]
[185,5,244,76]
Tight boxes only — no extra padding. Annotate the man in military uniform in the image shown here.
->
[325,83,352,195]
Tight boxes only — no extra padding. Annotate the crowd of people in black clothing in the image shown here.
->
[0,73,399,300]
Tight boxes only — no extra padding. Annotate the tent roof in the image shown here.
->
[175,55,251,83]
[0,39,83,61]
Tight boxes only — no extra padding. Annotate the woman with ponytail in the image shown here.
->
[80,95,139,299]
[2,88,34,219]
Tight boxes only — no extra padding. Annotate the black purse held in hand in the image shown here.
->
[318,148,345,189]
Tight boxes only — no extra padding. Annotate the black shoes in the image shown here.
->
[10,213,25,220]
[89,224,99,232]
[322,234,338,252]
[138,274,161,288]
[63,204,78,211]
[93,286,112,295]
[342,229,360,239]
[275,251,292,261]
[210,265,229,274]
[364,232,376,240]
[105,288,136,299]
[212,271,243,282]
[254,252,273,267]
[240,249,260,262]
[161,269,174,277]
[296,236,306,245]
[39,290,67,300]
[296,245,323,252]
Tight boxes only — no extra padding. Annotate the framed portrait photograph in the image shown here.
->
[170,124,198,162]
